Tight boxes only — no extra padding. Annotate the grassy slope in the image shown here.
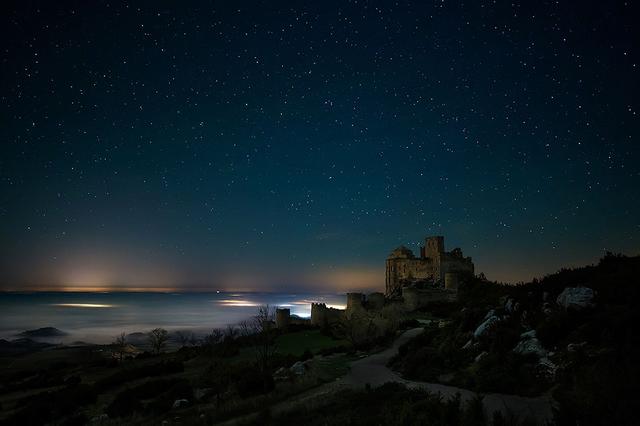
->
[275,329,348,356]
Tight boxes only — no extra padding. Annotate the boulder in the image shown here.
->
[513,330,548,358]
[172,399,189,409]
[473,314,501,338]
[556,287,594,310]
[194,388,210,401]
[504,298,520,314]
[274,367,290,381]
[438,319,450,328]
[475,351,488,363]
[290,361,306,376]
[90,414,109,423]
[537,356,558,380]
[567,341,587,352]
[483,309,496,321]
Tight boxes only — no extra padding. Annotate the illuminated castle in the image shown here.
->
[385,236,474,297]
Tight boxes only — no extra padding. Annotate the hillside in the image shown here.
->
[389,253,640,425]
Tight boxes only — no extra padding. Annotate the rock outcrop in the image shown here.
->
[556,287,594,310]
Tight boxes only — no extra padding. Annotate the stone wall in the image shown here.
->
[310,303,344,327]
[403,287,458,310]
[367,292,385,310]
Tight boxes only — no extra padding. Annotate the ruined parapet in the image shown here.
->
[310,303,327,327]
[367,292,385,310]
[275,308,291,329]
[444,272,459,291]
[311,302,344,327]
[346,292,365,314]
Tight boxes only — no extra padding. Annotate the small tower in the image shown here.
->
[444,272,460,291]
[346,293,365,316]
[275,308,291,329]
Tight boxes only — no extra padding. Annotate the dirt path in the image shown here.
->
[340,328,554,424]
[218,328,555,425]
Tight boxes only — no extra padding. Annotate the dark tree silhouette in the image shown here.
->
[113,332,127,361]
[148,328,169,354]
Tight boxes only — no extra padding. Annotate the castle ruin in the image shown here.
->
[385,236,474,298]
[275,235,475,329]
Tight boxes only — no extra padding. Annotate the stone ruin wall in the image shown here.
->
[402,287,458,311]
[385,257,438,296]
[310,303,344,327]
[439,254,474,280]
[385,236,474,297]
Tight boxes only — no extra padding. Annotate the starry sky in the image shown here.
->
[1,1,638,292]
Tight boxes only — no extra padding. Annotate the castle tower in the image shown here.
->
[425,236,444,259]
[275,308,291,329]
[346,292,365,311]
[310,303,326,327]
[444,272,459,291]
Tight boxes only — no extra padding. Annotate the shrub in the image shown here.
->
[236,366,275,398]
[536,311,571,347]
[94,359,184,391]
[105,378,192,418]
[7,384,97,425]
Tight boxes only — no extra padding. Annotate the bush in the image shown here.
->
[7,384,97,425]
[105,378,192,418]
[236,366,275,398]
[94,359,184,391]
[471,352,546,396]
[536,311,571,347]
[264,383,484,426]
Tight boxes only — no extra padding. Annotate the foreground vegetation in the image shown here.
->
[0,318,351,425]
[389,254,640,425]
[255,382,527,426]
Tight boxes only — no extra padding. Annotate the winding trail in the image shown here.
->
[338,328,554,424]
[218,328,555,425]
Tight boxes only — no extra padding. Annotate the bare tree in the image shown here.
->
[252,305,277,373]
[224,324,238,341]
[204,328,223,347]
[238,319,253,338]
[113,332,127,361]
[148,328,169,354]
[189,332,200,346]
[176,330,192,348]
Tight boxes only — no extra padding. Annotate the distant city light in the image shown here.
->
[52,303,115,308]
[217,299,259,307]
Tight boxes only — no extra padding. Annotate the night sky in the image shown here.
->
[1,1,638,291]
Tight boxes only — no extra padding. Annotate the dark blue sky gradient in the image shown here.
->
[1,1,638,290]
